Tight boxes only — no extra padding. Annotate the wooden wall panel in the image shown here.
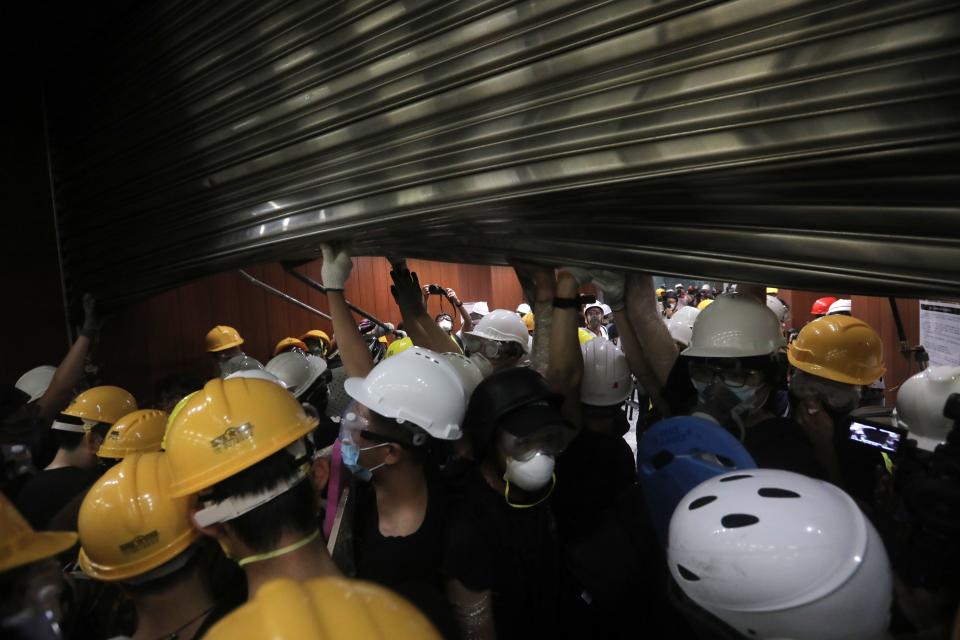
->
[98,258,527,402]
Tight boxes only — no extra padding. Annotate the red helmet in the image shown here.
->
[810,296,838,316]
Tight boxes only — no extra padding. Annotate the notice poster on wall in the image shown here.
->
[919,300,960,367]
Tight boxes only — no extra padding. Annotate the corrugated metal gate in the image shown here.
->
[45,0,960,305]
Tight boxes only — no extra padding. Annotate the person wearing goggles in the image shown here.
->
[461,310,530,377]
[786,315,885,497]
[444,367,575,639]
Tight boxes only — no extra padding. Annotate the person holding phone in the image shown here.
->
[787,314,886,500]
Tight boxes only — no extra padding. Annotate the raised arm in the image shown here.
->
[390,260,462,354]
[37,294,100,421]
[321,244,374,378]
[546,269,584,395]
[624,273,678,388]
[445,288,473,334]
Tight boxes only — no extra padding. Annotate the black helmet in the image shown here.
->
[463,368,562,459]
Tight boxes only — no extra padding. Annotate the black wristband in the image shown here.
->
[552,297,579,309]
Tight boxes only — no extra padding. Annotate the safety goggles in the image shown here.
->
[339,402,426,448]
[463,334,519,360]
[789,370,860,410]
[498,426,569,461]
[689,361,766,389]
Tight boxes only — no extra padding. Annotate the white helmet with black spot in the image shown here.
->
[668,469,892,640]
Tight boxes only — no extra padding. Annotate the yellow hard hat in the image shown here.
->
[523,312,535,332]
[204,577,441,640]
[386,336,414,358]
[164,378,319,498]
[97,409,168,459]
[206,325,244,353]
[274,337,308,356]
[78,452,199,582]
[656,287,666,297]
[300,330,331,347]
[766,287,779,295]
[788,315,885,386]
[63,385,137,425]
[0,493,77,572]
[578,327,596,345]
[697,299,714,311]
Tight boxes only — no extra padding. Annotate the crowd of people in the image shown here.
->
[2,250,959,639]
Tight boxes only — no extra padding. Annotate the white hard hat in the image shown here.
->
[827,299,852,315]
[667,306,701,347]
[465,309,530,353]
[600,303,613,317]
[669,469,892,640]
[701,284,712,291]
[15,365,56,403]
[438,352,484,397]
[682,295,786,358]
[675,283,684,289]
[344,347,466,440]
[265,352,328,399]
[765,294,789,323]
[895,366,960,452]
[583,301,603,314]
[581,338,632,406]
[516,303,532,315]
[464,301,489,317]
[224,368,287,388]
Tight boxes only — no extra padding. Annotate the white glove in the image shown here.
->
[591,270,626,310]
[320,244,353,290]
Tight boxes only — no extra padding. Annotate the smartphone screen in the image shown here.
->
[848,420,906,453]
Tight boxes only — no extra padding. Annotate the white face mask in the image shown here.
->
[504,452,555,491]
[438,319,453,331]
[469,353,494,378]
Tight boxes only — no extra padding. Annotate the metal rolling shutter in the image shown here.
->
[45,0,960,305]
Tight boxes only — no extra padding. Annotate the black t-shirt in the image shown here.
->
[553,428,637,542]
[442,469,563,639]
[15,465,101,529]
[742,416,828,480]
[354,479,458,639]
